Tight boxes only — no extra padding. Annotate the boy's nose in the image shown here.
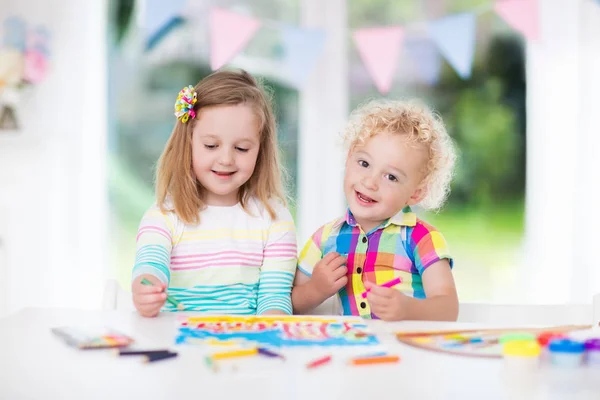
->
[361,174,378,191]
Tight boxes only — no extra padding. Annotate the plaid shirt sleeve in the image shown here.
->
[409,221,453,275]
[297,225,327,277]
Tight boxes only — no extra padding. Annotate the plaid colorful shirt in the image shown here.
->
[297,207,453,319]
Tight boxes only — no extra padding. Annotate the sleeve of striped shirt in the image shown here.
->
[410,221,453,275]
[296,225,325,277]
[131,205,174,285]
[256,201,298,315]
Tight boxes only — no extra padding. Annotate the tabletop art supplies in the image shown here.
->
[51,327,134,349]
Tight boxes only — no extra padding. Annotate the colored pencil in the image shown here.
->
[211,348,258,360]
[350,355,400,365]
[361,277,402,298]
[140,277,184,310]
[306,355,332,369]
[143,351,178,363]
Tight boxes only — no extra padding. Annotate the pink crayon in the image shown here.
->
[361,277,402,298]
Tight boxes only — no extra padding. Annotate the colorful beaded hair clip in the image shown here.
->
[174,85,197,123]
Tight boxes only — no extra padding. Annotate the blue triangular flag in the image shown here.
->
[144,0,186,51]
[428,12,476,79]
[2,17,27,51]
[404,37,441,86]
[281,25,326,89]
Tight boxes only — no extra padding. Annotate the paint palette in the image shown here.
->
[175,315,380,348]
[396,325,592,358]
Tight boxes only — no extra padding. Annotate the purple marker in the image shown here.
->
[361,277,402,298]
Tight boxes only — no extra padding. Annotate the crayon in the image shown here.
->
[350,355,400,366]
[306,355,332,369]
[258,347,286,360]
[211,348,258,360]
[361,277,402,298]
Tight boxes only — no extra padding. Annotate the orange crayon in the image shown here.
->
[350,355,400,366]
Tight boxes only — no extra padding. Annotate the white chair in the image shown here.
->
[457,302,594,327]
[102,279,135,311]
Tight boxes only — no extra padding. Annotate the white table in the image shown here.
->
[0,308,598,400]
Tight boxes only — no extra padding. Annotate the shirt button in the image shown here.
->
[362,237,367,243]
[356,267,362,274]
[360,302,366,309]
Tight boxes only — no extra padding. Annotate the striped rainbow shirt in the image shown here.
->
[132,198,298,315]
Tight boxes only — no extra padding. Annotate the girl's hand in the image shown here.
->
[364,280,409,321]
[132,274,167,317]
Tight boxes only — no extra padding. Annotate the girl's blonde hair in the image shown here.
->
[343,99,456,210]
[156,69,286,223]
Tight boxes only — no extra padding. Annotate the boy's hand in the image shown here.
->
[364,280,409,321]
[309,252,348,298]
[132,274,167,317]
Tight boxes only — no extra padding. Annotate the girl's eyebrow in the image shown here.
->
[198,134,219,139]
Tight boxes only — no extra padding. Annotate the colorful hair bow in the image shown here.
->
[174,85,197,123]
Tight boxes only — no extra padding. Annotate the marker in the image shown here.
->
[361,277,402,298]
[140,277,184,310]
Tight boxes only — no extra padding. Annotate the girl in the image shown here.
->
[132,69,297,317]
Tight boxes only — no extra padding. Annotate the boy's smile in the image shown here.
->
[344,132,428,233]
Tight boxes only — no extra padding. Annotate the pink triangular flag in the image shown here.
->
[494,0,539,41]
[353,27,404,95]
[209,8,261,70]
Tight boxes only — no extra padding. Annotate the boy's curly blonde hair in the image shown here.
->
[343,99,457,211]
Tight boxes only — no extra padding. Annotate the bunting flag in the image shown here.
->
[428,13,476,79]
[494,0,539,41]
[209,8,261,71]
[281,26,326,89]
[353,27,404,95]
[404,37,441,86]
[143,0,186,50]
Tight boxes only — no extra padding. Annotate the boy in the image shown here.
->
[292,99,458,321]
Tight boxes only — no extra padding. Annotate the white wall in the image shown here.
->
[0,0,108,316]
[524,0,600,304]
[297,0,348,245]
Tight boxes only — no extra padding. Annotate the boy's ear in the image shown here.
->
[406,186,427,206]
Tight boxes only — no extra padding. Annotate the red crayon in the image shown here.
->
[362,277,402,298]
[306,355,332,369]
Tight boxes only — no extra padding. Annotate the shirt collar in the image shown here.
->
[333,206,417,230]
